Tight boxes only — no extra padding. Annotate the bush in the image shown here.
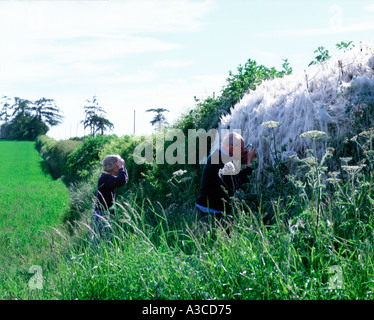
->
[35,135,56,154]
[36,135,83,180]
[65,135,114,181]
[1,115,48,141]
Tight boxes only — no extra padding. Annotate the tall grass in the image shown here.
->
[44,181,373,299]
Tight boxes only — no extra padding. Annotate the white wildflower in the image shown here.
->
[173,169,187,176]
[341,165,363,174]
[261,121,282,128]
[340,157,352,165]
[299,130,326,139]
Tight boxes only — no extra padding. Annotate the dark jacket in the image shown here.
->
[95,167,129,211]
[195,148,252,213]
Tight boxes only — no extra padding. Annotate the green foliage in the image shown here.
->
[336,41,355,51]
[36,134,83,180]
[175,58,291,134]
[35,134,57,156]
[308,46,331,67]
[1,113,49,140]
[65,135,114,180]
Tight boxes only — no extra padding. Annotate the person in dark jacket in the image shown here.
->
[92,154,129,239]
[194,132,256,226]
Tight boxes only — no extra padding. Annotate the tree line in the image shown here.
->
[0,95,115,140]
[0,97,63,140]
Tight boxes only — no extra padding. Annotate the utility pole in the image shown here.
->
[133,110,135,136]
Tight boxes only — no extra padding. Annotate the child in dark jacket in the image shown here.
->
[92,155,129,239]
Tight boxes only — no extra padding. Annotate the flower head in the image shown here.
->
[300,156,318,166]
[299,130,326,139]
[173,169,187,176]
[341,165,363,174]
[359,129,374,139]
[340,157,352,165]
[326,178,341,184]
[261,121,282,128]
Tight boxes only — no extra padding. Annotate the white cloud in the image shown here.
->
[0,0,215,93]
[0,0,216,39]
[259,21,374,38]
[365,4,374,12]
[153,59,194,68]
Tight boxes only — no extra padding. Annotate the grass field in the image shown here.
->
[0,140,70,299]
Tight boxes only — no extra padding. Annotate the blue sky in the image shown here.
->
[0,0,373,140]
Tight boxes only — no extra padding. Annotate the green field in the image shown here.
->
[0,140,70,298]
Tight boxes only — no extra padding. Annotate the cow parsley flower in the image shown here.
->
[261,121,282,128]
[299,130,326,139]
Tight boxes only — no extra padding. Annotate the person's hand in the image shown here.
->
[117,158,125,169]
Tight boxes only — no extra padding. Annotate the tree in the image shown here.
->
[146,108,169,132]
[11,97,31,118]
[3,112,48,140]
[82,96,113,137]
[0,96,11,123]
[94,115,114,135]
[31,97,63,127]
[0,96,63,140]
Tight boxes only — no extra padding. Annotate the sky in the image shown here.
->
[0,0,374,140]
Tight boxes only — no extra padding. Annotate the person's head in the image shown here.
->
[221,132,245,161]
[102,154,121,175]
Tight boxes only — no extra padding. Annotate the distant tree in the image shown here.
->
[3,112,48,140]
[0,96,12,123]
[94,115,114,136]
[146,108,169,132]
[82,96,113,137]
[31,97,63,127]
[11,97,32,117]
[0,96,62,140]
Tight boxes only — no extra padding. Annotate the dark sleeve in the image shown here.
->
[221,166,252,193]
[237,166,252,187]
[101,168,129,189]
